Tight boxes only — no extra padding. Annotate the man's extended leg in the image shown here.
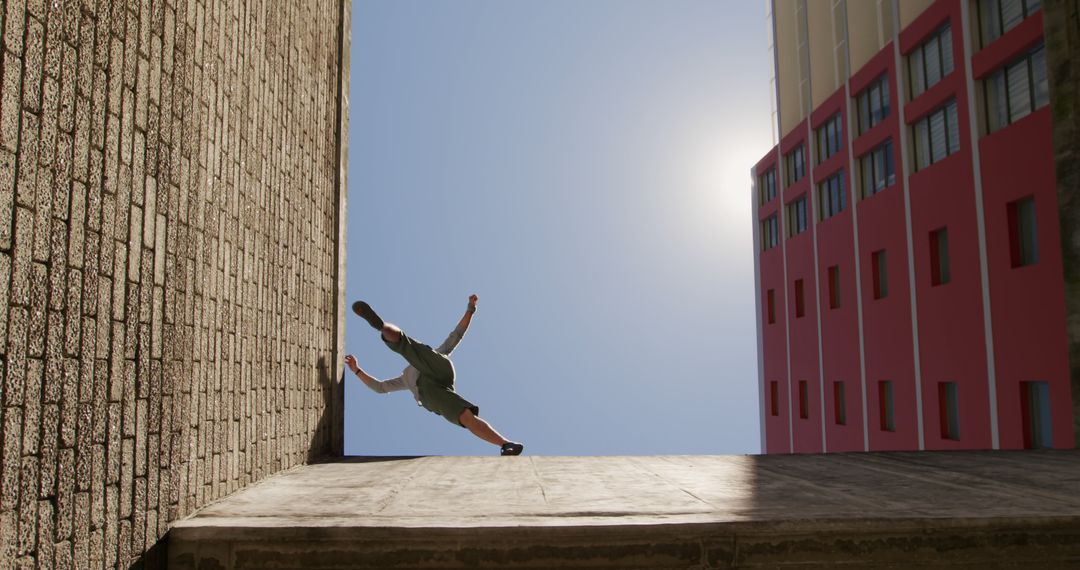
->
[353,301,454,382]
[459,409,524,455]
[353,301,384,331]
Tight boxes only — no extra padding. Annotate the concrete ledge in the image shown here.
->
[167,452,1080,568]
[169,518,1080,569]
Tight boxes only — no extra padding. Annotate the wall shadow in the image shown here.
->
[332,455,428,463]
[309,355,345,463]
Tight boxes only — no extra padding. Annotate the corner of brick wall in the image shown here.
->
[0,0,347,567]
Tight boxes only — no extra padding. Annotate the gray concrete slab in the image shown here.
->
[167,451,1080,569]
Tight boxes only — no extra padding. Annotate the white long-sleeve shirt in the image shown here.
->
[363,325,466,405]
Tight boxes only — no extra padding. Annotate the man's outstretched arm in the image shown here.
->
[436,294,478,355]
[345,354,406,394]
[456,294,479,331]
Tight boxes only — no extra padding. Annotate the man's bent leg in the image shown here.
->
[382,325,454,381]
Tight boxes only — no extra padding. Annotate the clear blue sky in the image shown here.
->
[344,0,774,456]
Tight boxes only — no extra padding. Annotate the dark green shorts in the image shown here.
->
[417,377,479,427]
[384,330,479,427]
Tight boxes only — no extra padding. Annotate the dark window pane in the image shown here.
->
[1007,57,1032,122]
[986,70,1007,132]
[939,382,960,440]
[884,141,895,185]
[873,250,888,299]
[930,108,947,163]
[947,101,960,155]
[1032,47,1049,109]
[880,380,895,431]
[980,0,1002,47]
[881,76,891,118]
[931,228,951,286]
[870,84,882,126]
[864,153,872,198]
[1022,381,1053,449]
[831,116,841,155]
[838,171,846,210]
[799,380,809,417]
[874,147,886,192]
[818,186,827,220]
[915,119,931,170]
[926,35,942,86]
[1008,197,1039,266]
[832,179,839,215]
[770,381,779,416]
[1018,198,1038,265]
[910,47,926,97]
[860,93,871,133]
[795,280,805,318]
[825,121,833,157]
[767,289,776,323]
[834,381,846,424]
[942,26,954,76]
[1002,0,1024,31]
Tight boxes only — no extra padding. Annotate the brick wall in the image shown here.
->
[0,0,347,567]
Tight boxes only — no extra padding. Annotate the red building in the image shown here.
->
[753,0,1073,453]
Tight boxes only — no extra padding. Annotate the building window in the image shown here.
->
[856,74,890,135]
[759,168,778,205]
[930,228,951,286]
[817,171,846,222]
[913,100,960,171]
[872,249,888,299]
[939,382,960,440]
[799,380,809,419]
[1008,196,1039,267]
[828,265,841,309]
[816,113,843,164]
[766,289,776,324]
[784,145,806,186]
[879,380,895,432]
[770,381,780,416]
[978,0,1042,49]
[761,215,780,251]
[984,44,1048,133]
[787,195,808,237]
[794,279,805,318]
[909,24,955,99]
[1020,381,1052,449]
[834,381,847,425]
[858,140,895,199]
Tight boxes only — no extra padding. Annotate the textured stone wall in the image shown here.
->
[0,0,347,567]
[1046,0,1080,448]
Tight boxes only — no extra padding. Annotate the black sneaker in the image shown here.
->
[500,442,524,456]
[352,301,384,331]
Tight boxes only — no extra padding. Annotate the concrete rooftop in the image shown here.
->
[168,451,1080,569]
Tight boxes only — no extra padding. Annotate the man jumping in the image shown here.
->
[345,295,525,456]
